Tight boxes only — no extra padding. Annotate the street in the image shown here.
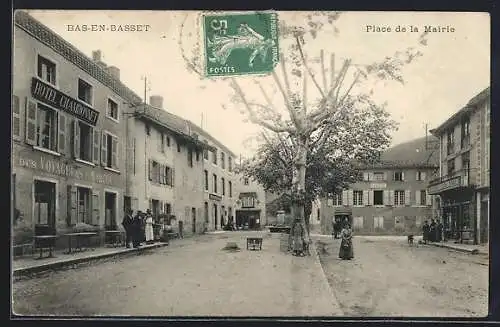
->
[316,236,488,317]
[12,232,340,316]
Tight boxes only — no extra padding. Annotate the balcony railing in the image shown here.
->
[428,169,472,194]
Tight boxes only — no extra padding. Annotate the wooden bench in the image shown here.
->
[247,237,263,251]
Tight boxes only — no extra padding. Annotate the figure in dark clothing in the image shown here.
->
[422,220,430,244]
[429,219,437,242]
[122,209,134,248]
[437,220,444,242]
[132,211,143,248]
[339,223,354,260]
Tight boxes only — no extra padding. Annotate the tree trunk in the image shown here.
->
[291,137,309,249]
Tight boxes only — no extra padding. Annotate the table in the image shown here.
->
[247,237,263,251]
[33,235,58,259]
[105,230,123,247]
[64,232,97,254]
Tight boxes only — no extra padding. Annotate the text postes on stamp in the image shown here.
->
[203,12,279,77]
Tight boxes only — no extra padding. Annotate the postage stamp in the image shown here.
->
[202,12,279,77]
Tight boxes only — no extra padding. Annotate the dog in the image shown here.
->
[407,234,414,246]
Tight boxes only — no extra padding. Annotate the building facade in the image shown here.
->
[233,174,267,229]
[12,12,129,246]
[428,87,490,244]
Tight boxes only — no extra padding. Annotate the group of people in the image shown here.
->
[422,219,444,243]
[121,209,155,248]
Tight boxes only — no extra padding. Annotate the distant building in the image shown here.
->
[233,174,267,229]
[320,137,439,235]
[429,87,490,244]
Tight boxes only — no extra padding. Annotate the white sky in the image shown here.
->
[24,10,490,158]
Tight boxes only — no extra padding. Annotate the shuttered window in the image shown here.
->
[58,113,66,154]
[12,95,20,140]
[101,132,119,170]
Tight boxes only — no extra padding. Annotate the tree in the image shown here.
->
[179,11,429,245]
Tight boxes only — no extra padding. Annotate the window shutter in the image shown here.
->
[422,172,427,181]
[92,191,100,225]
[13,95,21,140]
[67,185,77,226]
[401,172,405,181]
[368,190,373,206]
[363,172,369,181]
[148,160,153,181]
[416,171,420,181]
[383,191,389,205]
[172,168,175,186]
[405,190,411,206]
[111,137,118,169]
[348,190,353,206]
[389,190,394,205]
[363,191,368,206]
[101,132,108,166]
[72,120,80,159]
[415,190,421,206]
[342,190,348,206]
[92,129,100,164]
[383,172,387,180]
[369,172,374,181]
[159,201,164,214]
[426,194,432,206]
[25,98,37,145]
[57,113,66,154]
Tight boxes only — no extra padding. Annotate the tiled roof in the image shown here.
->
[187,121,237,158]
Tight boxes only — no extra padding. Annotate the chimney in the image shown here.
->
[107,66,120,80]
[149,95,164,109]
[92,50,102,62]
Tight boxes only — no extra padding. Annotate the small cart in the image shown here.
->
[246,237,263,251]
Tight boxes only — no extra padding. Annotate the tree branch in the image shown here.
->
[296,36,326,99]
[271,70,301,129]
[321,50,327,92]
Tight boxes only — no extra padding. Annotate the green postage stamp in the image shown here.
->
[203,12,279,77]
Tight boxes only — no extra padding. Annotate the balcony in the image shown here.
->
[428,169,471,195]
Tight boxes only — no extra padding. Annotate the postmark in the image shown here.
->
[203,12,279,77]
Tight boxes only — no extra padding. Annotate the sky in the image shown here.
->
[23,10,490,158]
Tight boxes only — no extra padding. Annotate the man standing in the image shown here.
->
[132,210,143,248]
[422,220,430,244]
[122,208,133,248]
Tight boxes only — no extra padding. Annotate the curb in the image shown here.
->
[13,243,168,278]
[428,242,481,254]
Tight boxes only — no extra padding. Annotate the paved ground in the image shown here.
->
[12,232,341,317]
[315,235,489,317]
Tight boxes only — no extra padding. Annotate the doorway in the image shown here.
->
[105,192,117,229]
[213,204,218,230]
[151,199,160,221]
[192,207,196,234]
[480,200,489,243]
[34,180,56,228]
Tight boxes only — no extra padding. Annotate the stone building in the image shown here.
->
[320,137,439,235]
[12,11,129,247]
[233,173,267,229]
[428,87,490,244]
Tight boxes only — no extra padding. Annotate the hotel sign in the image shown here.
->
[370,183,387,189]
[31,77,99,126]
[427,176,461,195]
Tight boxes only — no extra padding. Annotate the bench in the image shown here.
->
[34,225,57,259]
[13,243,34,258]
[247,237,263,251]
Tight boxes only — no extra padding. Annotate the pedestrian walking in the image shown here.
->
[132,211,143,248]
[430,219,437,242]
[290,217,306,256]
[145,209,154,244]
[422,220,430,244]
[339,222,354,260]
[178,220,184,239]
[121,208,134,248]
[437,219,444,242]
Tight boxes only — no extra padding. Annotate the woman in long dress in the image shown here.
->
[145,210,154,244]
[339,223,354,260]
[290,218,305,256]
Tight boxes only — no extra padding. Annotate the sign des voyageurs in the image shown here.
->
[31,77,100,126]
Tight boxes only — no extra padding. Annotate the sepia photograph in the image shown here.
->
[11,9,490,318]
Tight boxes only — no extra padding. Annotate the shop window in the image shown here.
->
[221,177,225,196]
[102,132,119,169]
[78,78,93,106]
[37,55,57,86]
[229,181,232,197]
[394,171,404,181]
[204,170,209,191]
[373,190,384,205]
[353,190,363,206]
[107,98,119,121]
[221,152,225,169]
[394,190,405,206]
[34,180,56,226]
[37,104,57,151]
[213,174,218,193]
[333,192,342,206]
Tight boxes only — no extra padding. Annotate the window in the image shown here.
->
[353,216,364,229]
[244,178,249,185]
[333,192,342,206]
[177,143,181,153]
[317,209,320,221]
[416,171,426,181]
[212,149,217,165]
[12,95,21,140]
[461,118,470,148]
[373,190,384,205]
[447,158,455,176]
[34,180,56,225]
[462,152,470,185]
[204,170,209,191]
[213,174,218,193]
[107,98,118,121]
[242,196,255,208]
[77,187,91,224]
[36,104,57,151]
[221,152,226,169]
[37,55,56,85]
[78,78,93,105]
[165,166,174,186]
[103,133,118,169]
[196,150,200,162]
[419,190,427,206]
[221,177,225,195]
[166,136,171,147]
[187,148,193,167]
[229,181,232,197]
[160,133,165,153]
[373,172,385,181]
[374,216,384,229]
[149,160,174,186]
[228,157,233,172]
[145,124,150,136]
[394,171,404,181]
[394,216,404,228]
[353,190,363,206]
[394,190,405,206]
[77,122,93,162]
[447,130,454,155]
[203,149,209,160]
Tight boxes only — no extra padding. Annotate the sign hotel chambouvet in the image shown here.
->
[31,77,100,126]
